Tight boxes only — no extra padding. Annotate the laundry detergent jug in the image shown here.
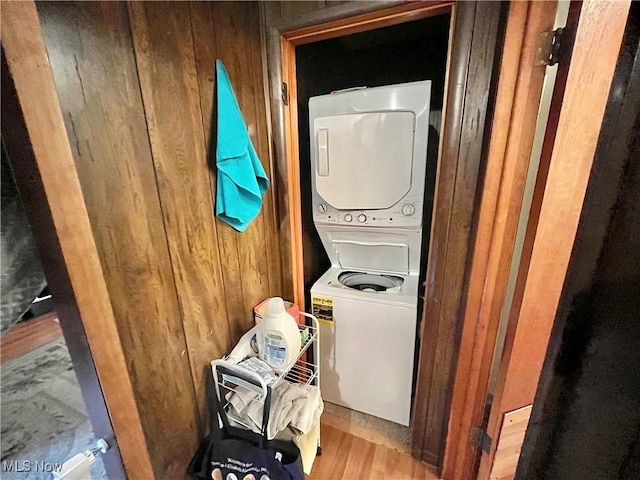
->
[257,297,301,373]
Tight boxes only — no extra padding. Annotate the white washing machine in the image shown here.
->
[308,81,431,426]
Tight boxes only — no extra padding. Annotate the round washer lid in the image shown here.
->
[338,271,404,293]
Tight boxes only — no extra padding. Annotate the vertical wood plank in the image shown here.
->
[281,1,327,20]
[424,1,502,463]
[208,2,271,330]
[36,2,198,477]
[412,1,504,466]
[263,0,283,25]
[281,38,306,308]
[128,0,233,458]
[410,3,471,463]
[489,406,532,480]
[188,2,246,343]
[246,1,284,299]
[190,1,275,342]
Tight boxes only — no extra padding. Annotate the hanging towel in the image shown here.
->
[212,60,269,232]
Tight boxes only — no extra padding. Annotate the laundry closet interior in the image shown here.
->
[269,0,493,466]
[294,14,448,430]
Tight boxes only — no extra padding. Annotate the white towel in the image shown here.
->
[291,385,323,434]
[226,383,322,439]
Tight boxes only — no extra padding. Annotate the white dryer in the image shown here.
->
[308,81,431,426]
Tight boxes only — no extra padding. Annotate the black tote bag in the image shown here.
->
[187,364,304,480]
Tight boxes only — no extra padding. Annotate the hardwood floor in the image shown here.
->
[1,312,62,363]
[0,314,438,478]
[310,421,439,479]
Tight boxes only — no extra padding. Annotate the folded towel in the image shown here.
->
[213,60,269,232]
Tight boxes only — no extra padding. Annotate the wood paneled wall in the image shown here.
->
[263,0,349,26]
[37,2,280,477]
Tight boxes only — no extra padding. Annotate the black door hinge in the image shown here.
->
[282,82,289,106]
[471,426,492,453]
[535,24,576,66]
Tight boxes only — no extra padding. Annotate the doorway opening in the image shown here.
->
[289,9,451,453]
[0,142,108,479]
[270,0,504,468]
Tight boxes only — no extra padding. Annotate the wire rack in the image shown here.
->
[211,312,321,438]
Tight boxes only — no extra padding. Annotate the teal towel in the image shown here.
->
[215,60,269,232]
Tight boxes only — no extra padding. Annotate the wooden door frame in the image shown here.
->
[442,1,633,477]
[1,3,153,479]
[262,0,504,467]
[441,2,562,478]
[476,0,631,477]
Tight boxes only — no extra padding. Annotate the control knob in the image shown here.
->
[358,214,367,223]
[401,204,416,216]
[344,213,353,223]
[317,203,327,214]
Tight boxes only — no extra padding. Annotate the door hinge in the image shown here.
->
[471,426,492,453]
[282,82,289,106]
[535,24,575,66]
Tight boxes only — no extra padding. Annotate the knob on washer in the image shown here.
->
[358,214,367,223]
[344,213,353,222]
[318,203,327,214]
[401,204,416,216]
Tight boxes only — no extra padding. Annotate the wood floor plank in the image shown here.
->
[342,435,376,479]
[320,410,410,454]
[309,421,439,479]
[370,443,391,479]
[1,312,61,363]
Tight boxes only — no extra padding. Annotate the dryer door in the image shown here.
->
[313,111,415,210]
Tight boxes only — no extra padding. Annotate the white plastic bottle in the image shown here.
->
[226,325,258,364]
[257,297,301,373]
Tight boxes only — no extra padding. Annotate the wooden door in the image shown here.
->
[1,3,153,478]
[477,1,631,479]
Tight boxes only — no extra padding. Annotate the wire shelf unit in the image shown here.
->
[211,311,320,419]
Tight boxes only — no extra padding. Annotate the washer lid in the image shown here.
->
[333,240,409,274]
[313,111,415,210]
[337,271,404,293]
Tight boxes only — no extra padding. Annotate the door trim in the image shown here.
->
[442,2,560,478]
[1,3,153,478]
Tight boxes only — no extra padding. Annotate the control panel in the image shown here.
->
[313,193,424,228]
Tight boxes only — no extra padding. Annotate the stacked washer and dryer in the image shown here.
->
[309,81,432,426]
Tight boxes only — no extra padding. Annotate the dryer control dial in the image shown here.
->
[318,203,328,214]
[401,204,416,216]
[358,214,367,223]
[344,213,353,223]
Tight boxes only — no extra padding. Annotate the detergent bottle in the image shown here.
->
[257,297,301,373]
